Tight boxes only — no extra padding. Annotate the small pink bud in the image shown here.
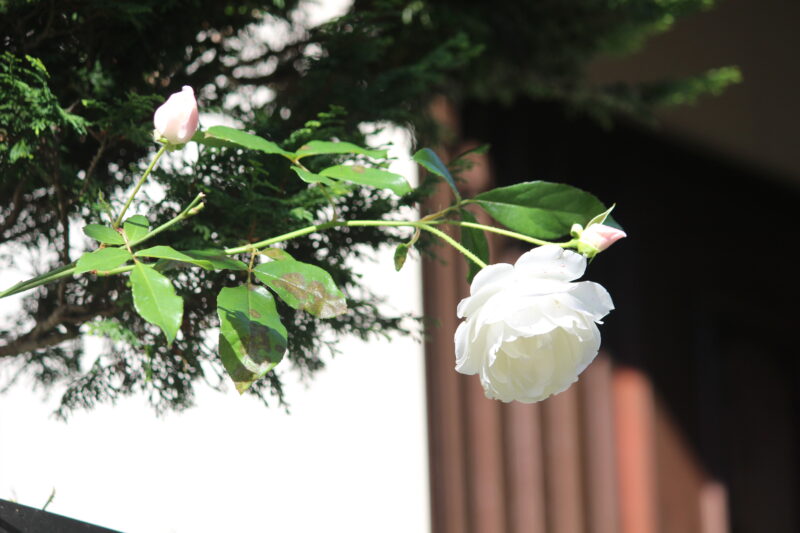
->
[153,86,199,144]
[579,223,627,252]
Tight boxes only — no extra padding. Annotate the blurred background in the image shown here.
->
[1,0,798,532]
[424,1,800,532]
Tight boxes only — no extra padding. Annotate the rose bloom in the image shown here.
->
[454,245,614,403]
[153,86,199,144]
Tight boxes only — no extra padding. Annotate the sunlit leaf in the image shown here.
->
[130,263,183,346]
[261,248,294,261]
[83,224,124,245]
[74,248,132,275]
[472,181,609,239]
[253,259,347,318]
[585,204,624,232]
[290,165,337,186]
[191,129,238,149]
[123,215,149,243]
[181,249,248,271]
[319,165,411,196]
[135,246,216,270]
[205,125,295,158]
[296,140,387,160]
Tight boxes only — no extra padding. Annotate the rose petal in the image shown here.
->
[471,262,514,293]
[453,244,613,404]
[153,86,199,144]
[567,281,614,321]
[454,321,481,375]
[457,263,514,318]
[514,245,586,281]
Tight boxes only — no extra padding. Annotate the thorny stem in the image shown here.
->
[408,204,462,247]
[347,220,487,268]
[227,220,488,269]
[444,220,577,248]
[113,144,168,228]
[2,196,578,298]
[0,193,205,299]
[133,193,205,246]
[246,247,258,286]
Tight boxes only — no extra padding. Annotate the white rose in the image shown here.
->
[153,86,199,144]
[454,245,614,403]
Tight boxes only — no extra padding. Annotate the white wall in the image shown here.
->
[0,247,429,533]
[0,0,431,522]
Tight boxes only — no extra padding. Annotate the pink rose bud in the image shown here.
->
[579,223,627,252]
[153,86,199,144]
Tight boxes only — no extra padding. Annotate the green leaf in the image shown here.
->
[473,181,608,239]
[253,259,347,318]
[152,250,247,272]
[83,224,124,245]
[9,140,33,163]
[261,248,294,261]
[205,125,295,158]
[74,248,133,275]
[123,215,149,243]
[584,205,624,232]
[394,243,410,271]
[191,129,238,149]
[319,165,412,196]
[130,263,183,346]
[585,206,612,228]
[180,249,248,271]
[290,165,337,186]
[459,209,490,282]
[289,207,314,222]
[413,148,459,199]
[216,285,288,394]
[296,140,387,160]
[135,246,215,270]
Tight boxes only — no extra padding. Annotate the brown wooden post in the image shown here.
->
[464,379,508,533]
[654,403,704,533]
[422,194,469,533]
[543,386,586,533]
[504,401,548,533]
[580,354,621,533]
[613,367,659,533]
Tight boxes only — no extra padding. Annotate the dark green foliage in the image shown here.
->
[0,53,88,164]
[0,0,738,415]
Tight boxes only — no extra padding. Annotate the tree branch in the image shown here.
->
[0,328,80,358]
[77,135,109,200]
[0,177,30,239]
[0,304,116,358]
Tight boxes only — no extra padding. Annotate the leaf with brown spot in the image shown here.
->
[260,248,294,261]
[253,259,347,319]
[216,285,287,394]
